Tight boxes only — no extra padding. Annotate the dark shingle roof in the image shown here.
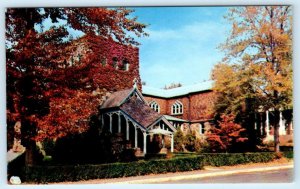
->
[120,96,161,128]
[101,89,132,109]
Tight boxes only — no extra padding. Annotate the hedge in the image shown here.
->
[23,155,204,183]
[21,151,293,183]
[283,151,293,159]
[201,152,286,167]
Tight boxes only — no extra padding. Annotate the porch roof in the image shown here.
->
[120,96,161,128]
[147,128,173,135]
[101,87,176,132]
[163,115,187,122]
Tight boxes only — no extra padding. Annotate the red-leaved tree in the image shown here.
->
[207,114,248,152]
[6,8,147,163]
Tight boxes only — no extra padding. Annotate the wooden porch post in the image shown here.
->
[101,114,104,129]
[279,111,286,135]
[109,114,112,133]
[171,134,174,152]
[260,113,263,135]
[143,132,147,154]
[118,112,121,133]
[126,119,129,140]
[135,125,138,148]
[266,110,270,136]
[254,113,257,130]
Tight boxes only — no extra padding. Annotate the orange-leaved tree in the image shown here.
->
[213,6,292,152]
[207,114,248,153]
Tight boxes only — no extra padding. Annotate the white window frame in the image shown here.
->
[149,101,160,113]
[122,59,130,71]
[171,100,183,115]
[199,123,205,135]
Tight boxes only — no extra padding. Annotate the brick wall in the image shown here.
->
[165,96,190,120]
[143,96,168,114]
[144,90,216,122]
[189,91,216,120]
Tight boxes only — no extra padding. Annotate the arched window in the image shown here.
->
[171,100,183,115]
[149,101,160,113]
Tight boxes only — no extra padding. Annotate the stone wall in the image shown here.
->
[73,35,141,92]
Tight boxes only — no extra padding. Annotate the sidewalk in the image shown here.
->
[53,160,293,184]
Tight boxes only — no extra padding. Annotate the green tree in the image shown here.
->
[213,6,292,152]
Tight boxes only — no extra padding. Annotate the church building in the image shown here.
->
[142,81,293,144]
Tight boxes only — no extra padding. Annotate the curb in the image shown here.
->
[110,164,293,184]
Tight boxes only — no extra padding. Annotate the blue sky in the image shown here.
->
[132,7,230,88]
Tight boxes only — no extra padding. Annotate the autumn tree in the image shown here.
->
[6,8,147,163]
[206,114,248,153]
[213,6,292,152]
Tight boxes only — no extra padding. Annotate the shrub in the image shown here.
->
[174,130,185,151]
[148,134,163,153]
[22,155,204,183]
[145,153,167,160]
[184,131,197,152]
[283,151,293,159]
[119,149,138,162]
[201,152,278,167]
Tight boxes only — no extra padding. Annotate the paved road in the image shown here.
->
[159,168,293,183]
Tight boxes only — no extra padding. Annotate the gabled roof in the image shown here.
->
[101,89,132,109]
[100,87,176,132]
[120,96,162,128]
[101,87,146,109]
[142,80,214,98]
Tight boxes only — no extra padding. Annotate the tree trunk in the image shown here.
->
[25,141,35,165]
[273,110,280,152]
[274,125,280,152]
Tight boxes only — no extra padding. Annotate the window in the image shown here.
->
[171,100,183,115]
[149,101,160,113]
[101,58,107,66]
[199,123,205,135]
[112,57,118,69]
[120,59,130,71]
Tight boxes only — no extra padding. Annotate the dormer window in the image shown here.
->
[149,101,160,113]
[171,100,183,115]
